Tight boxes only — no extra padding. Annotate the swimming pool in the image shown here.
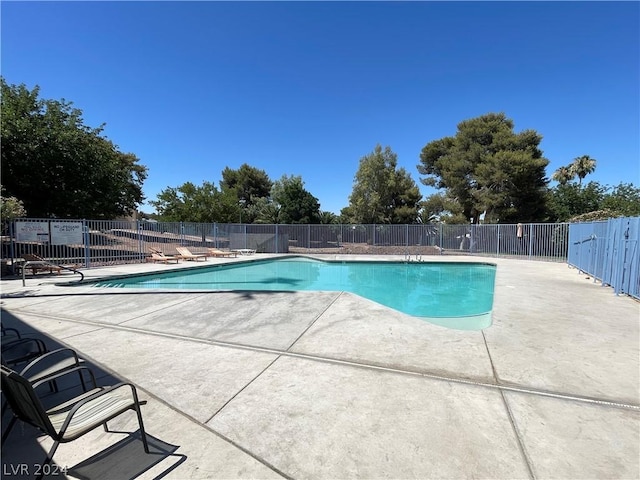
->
[94,257,497,330]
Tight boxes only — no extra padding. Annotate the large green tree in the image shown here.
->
[601,183,640,216]
[547,181,640,221]
[220,164,272,205]
[150,181,240,223]
[219,164,273,223]
[418,113,549,223]
[1,78,147,218]
[344,145,422,224]
[270,175,321,224]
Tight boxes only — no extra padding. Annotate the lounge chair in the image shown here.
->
[147,248,181,264]
[19,254,65,275]
[206,248,239,258]
[231,248,257,256]
[176,246,207,261]
[1,364,150,480]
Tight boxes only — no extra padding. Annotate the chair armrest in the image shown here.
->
[1,327,21,338]
[32,365,98,391]
[2,338,48,364]
[2,336,47,350]
[56,383,144,439]
[19,348,83,381]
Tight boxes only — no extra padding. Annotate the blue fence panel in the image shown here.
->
[568,217,640,299]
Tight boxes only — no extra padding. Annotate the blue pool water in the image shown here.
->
[94,257,497,330]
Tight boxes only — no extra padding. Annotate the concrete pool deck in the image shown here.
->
[1,255,638,479]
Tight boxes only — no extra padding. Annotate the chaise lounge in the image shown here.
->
[19,254,79,276]
[148,248,181,264]
[206,248,239,258]
[176,246,207,261]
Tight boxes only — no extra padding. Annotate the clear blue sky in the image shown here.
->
[2,1,638,215]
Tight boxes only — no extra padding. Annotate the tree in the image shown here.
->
[418,112,549,223]
[0,187,26,221]
[418,193,467,224]
[1,186,27,235]
[552,165,574,185]
[319,211,339,224]
[546,181,640,222]
[251,197,281,224]
[270,175,321,224]
[219,164,273,224]
[600,183,640,217]
[546,182,606,222]
[150,181,240,223]
[1,78,147,218]
[570,155,597,186]
[346,145,422,224]
[220,164,272,205]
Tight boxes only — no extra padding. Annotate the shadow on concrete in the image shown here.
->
[66,432,186,480]
[1,310,187,480]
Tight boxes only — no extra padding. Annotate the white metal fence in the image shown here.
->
[2,219,570,270]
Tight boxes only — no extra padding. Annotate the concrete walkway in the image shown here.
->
[1,255,638,479]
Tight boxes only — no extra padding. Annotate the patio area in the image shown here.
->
[1,255,638,479]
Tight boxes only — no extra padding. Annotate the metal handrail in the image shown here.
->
[22,261,84,287]
[573,234,597,244]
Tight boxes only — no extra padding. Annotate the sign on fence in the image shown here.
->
[15,221,49,243]
[50,222,83,245]
[15,221,83,245]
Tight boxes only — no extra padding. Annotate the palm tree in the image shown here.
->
[552,165,574,185]
[319,211,338,224]
[570,155,597,186]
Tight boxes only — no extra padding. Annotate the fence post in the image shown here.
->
[528,224,534,260]
[439,225,443,255]
[496,224,500,257]
[83,220,90,268]
[9,221,16,274]
[275,224,279,254]
[137,220,143,263]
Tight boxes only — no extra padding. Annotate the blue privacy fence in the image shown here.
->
[568,217,640,299]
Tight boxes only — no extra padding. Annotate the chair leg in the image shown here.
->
[1,416,17,445]
[129,387,150,453]
[36,441,59,480]
[135,404,150,453]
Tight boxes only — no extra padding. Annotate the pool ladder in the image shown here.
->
[404,253,423,263]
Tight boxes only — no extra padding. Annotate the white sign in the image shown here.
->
[15,222,49,243]
[50,222,83,245]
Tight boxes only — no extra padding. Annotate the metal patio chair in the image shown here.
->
[1,365,150,480]
[1,347,88,416]
[2,327,48,367]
